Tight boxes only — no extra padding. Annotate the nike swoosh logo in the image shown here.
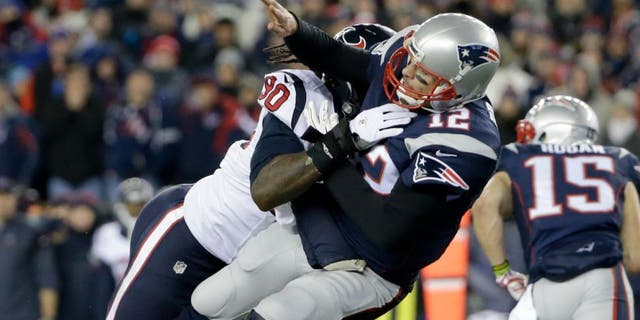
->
[435,150,457,157]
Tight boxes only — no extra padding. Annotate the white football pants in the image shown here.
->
[191,222,403,320]
[531,264,634,320]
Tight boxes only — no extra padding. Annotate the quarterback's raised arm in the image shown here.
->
[261,0,369,88]
[262,0,298,37]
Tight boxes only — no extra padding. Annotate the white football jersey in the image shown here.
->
[183,69,335,263]
[91,221,131,282]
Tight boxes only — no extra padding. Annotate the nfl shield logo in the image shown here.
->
[173,261,188,275]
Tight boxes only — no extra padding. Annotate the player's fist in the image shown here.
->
[261,0,298,37]
[495,269,527,301]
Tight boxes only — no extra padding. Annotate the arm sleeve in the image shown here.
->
[324,163,448,251]
[284,18,370,90]
[250,113,305,182]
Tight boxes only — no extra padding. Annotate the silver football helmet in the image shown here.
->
[383,13,500,111]
[516,95,599,145]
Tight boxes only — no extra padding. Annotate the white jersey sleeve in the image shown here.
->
[258,69,336,141]
[254,69,338,228]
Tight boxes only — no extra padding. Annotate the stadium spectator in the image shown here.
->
[32,27,74,121]
[74,7,117,57]
[0,177,59,320]
[0,82,39,187]
[213,47,245,96]
[103,68,163,200]
[601,89,640,155]
[111,0,151,60]
[235,72,262,136]
[176,76,245,182]
[143,34,188,112]
[85,47,126,108]
[40,63,106,200]
[52,193,101,320]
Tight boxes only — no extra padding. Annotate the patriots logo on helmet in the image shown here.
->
[413,152,469,190]
[457,44,500,71]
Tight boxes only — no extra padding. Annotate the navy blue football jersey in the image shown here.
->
[255,30,502,288]
[498,143,640,282]
[327,29,501,286]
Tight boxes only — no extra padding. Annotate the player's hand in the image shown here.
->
[261,0,298,37]
[495,269,528,301]
[304,100,339,134]
[349,103,417,150]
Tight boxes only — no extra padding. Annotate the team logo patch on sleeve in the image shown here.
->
[457,44,500,71]
[413,152,469,190]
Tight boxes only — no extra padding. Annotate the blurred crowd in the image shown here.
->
[1,0,639,319]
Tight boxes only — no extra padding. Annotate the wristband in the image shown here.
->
[492,260,510,277]
[305,118,355,174]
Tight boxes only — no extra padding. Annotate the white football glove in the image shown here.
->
[348,103,417,150]
[304,100,340,134]
[496,269,528,301]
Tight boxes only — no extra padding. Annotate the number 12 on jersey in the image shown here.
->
[525,155,616,220]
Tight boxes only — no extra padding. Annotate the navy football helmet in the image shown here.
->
[333,23,396,51]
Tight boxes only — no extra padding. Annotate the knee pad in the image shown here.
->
[191,267,237,318]
[255,287,319,320]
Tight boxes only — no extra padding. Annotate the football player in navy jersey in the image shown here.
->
[105,24,402,320]
[190,2,502,319]
[472,95,640,320]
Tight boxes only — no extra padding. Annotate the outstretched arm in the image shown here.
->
[471,171,513,266]
[471,171,526,301]
[261,0,370,88]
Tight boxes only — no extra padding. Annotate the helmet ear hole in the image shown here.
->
[538,132,547,143]
[586,128,598,142]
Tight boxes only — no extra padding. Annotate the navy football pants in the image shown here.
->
[106,184,226,320]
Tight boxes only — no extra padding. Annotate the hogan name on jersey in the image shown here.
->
[539,143,606,155]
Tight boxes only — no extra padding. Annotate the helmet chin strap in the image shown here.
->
[396,87,424,108]
[396,76,465,113]
[396,89,462,113]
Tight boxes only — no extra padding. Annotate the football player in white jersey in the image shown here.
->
[105,24,404,320]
